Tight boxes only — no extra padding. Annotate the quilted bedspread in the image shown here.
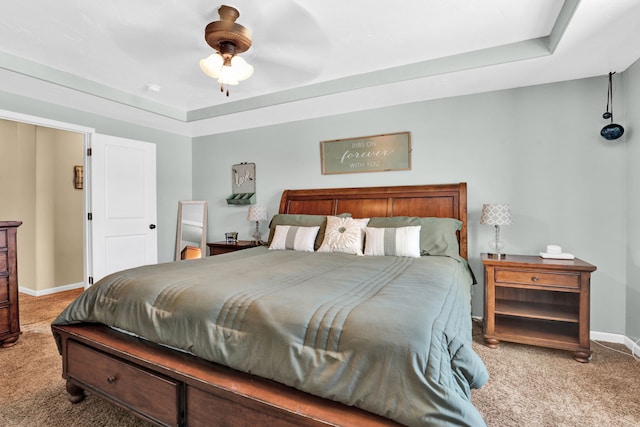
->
[52,247,488,426]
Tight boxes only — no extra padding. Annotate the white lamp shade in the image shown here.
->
[200,53,254,85]
[200,53,224,78]
[480,204,512,225]
[247,205,267,222]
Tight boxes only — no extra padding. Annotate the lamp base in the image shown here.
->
[252,221,262,243]
[487,252,507,260]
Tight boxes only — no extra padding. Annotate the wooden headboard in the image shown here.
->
[279,183,467,259]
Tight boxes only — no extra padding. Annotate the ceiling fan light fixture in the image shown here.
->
[200,53,253,83]
[228,56,253,80]
[201,5,253,97]
[200,53,224,78]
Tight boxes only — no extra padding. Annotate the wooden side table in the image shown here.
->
[482,253,597,362]
[207,240,261,256]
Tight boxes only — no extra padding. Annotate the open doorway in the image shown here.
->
[0,117,87,295]
[1,109,159,295]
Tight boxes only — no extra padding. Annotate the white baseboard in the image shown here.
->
[624,336,640,358]
[19,282,85,297]
[473,316,638,356]
[590,330,624,344]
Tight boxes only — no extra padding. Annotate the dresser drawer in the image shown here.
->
[0,251,7,274]
[494,269,580,289]
[67,340,181,426]
[0,306,9,334]
[0,276,8,302]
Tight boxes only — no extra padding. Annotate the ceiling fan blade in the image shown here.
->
[248,55,321,86]
[234,0,329,87]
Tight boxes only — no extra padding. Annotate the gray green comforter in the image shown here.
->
[52,247,488,426]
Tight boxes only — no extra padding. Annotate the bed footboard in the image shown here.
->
[53,324,402,427]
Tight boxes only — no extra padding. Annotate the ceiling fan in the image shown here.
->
[200,5,254,96]
[198,2,328,98]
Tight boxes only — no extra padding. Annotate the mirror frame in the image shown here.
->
[175,200,208,261]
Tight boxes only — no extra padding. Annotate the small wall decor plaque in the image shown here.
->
[320,132,411,175]
[227,162,256,205]
[73,165,83,189]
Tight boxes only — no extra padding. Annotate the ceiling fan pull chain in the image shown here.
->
[605,73,611,120]
[608,72,615,123]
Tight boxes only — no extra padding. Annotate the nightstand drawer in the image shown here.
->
[207,240,260,256]
[495,269,579,289]
[67,340,180,426]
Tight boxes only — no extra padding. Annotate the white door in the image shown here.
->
[90,134,157,284]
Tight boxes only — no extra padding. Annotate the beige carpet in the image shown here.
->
[1,289,639,427]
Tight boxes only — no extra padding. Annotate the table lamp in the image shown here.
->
[480,203,512,259]
[247,206,267,243]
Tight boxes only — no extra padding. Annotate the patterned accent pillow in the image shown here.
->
[364,226,421,258]
[269,225,320,252]
[317,216,370,255]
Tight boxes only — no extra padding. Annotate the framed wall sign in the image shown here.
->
[320,132,411,175]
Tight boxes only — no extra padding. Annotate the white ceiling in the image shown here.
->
[1,0,640,137]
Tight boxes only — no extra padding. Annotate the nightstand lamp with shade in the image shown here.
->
[247,205,267,243]
[480,203,512,259]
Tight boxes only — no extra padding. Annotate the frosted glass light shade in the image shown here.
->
[200,53,254,85]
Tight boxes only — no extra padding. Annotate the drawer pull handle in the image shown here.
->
[531,276,539,282]
[106,376,117,384]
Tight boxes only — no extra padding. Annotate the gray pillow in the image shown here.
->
[268,213,351,250]
[367,216,462,257]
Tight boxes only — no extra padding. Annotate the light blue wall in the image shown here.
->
[1,73,632,335]
[625,59,640,342]
[193,76,628,334]
[0,91,192,263]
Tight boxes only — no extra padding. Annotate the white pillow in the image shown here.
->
[317,216,370,255]
[364,226,421,258]
[269,225,320,252]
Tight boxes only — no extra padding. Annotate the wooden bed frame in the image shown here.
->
[52,183,468,427]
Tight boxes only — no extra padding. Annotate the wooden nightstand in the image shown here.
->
[482,253,597,362]
[207,240,261,256]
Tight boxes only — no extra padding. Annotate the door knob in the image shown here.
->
[149,224,156,229]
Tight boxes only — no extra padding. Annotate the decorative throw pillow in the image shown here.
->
[364,226,421,257]
[267,213,351,250]
[367,216,462,257]
[317,216,370,255]
[269,225,320,252]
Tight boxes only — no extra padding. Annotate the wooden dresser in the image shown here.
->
[0,221,22,348]
[482,253,596,362]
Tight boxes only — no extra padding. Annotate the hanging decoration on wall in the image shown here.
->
[227,162,256,205]
[600,72,625,141]
[73,165,83,190]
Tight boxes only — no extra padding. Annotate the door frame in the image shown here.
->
[0,109,94,289]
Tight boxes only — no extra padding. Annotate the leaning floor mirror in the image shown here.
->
[175,201,208,261]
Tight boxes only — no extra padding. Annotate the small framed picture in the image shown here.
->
[73,165,83,190]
